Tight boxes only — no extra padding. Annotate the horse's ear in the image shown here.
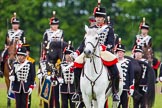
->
[85,25,89,33]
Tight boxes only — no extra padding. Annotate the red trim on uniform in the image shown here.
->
[153,60,160,70]
[63,47,67,53]
[29,85,34,89]
[130,85,134,89]
[5,55,9,60]
[105,99,108,108]
[70,67,74,73]
[97,23,105,27]
[74,62,84,68]
[76,50,80,56]
[49,17,54,25]
[26,94,29,108]
[132,45,136,54]
[101,58,118,66]
[89,19,96,23]
[139,22,143,29]
[93,7,98,15]
[100,44,106,51]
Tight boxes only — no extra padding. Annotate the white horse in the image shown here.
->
[80,25,123,108]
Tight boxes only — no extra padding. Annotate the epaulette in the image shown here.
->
[27,56,35,63]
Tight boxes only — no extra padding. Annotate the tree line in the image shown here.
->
[0,0,162,62]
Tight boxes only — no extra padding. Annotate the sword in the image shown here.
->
[8,81,12,96]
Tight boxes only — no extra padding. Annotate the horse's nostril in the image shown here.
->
[88,50,91,54]
[84,50,91,55]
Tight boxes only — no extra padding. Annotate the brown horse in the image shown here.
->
[142,45,153,65]
[3,38,18,107]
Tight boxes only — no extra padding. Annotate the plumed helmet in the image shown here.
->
[134,45,143,53]
[17,47,27,56]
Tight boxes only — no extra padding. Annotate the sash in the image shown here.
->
[137,35,150,45]
[47,29,63,41]
[15,60,29,73]
[9,30,21,40]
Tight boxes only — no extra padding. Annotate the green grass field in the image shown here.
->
[0,51,162,108]
[0,78,162,108]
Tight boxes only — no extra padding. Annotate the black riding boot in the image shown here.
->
[109,65,120,101]
[0,62,3,78]
[72,68,82,102]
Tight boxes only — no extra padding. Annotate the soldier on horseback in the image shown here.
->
[133,22,152,48]
[38,11,64,108]
[0,12,25,76]
[43,11,64,52]
[132,18,152,61]
[71,3,120,102]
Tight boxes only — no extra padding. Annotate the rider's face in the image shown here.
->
[50,24,59,31]
[12,24,19,30]
[116,51,125,59]
[17,55,26,63]
[141,29,149,35]
[65,54,73,62]
[134,52,143,60]
[95,17,105,25]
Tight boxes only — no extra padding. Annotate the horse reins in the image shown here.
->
[83,57,104,99]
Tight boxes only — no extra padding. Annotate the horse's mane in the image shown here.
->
[49,41,68,49]
[86,28,97,37]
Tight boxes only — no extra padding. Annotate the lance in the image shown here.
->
[98,0,101,10]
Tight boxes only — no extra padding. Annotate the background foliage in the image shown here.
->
[0,0,162,62]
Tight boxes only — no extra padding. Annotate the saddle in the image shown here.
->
[74,51,118,68]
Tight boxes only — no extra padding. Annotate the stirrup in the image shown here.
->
[71,93,81,103]
[113,94,120,101]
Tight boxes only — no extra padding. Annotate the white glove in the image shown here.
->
[159,77,162,82]
[28,88,33,95]
[142,86,148,92]
[129,85,134,96]
[37,71,43,79]
[129,89,134,96]
[70,52,78,59]
[9,76,15,81]
[46,76,51,80]
[57,77,64,84]
[62,62,74,72]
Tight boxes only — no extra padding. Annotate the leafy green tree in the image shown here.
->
[0,0,162,62]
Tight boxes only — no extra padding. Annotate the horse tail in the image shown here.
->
[147,65,155,108]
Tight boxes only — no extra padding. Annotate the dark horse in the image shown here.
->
[142,45,153,65]
[46,41,68,66]
[3,39,17,107]
[39,41,68,108]
[125,56,155,108]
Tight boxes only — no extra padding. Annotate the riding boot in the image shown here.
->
[108,64,120,101]
[72,68,82,102]
[0,62,3,78]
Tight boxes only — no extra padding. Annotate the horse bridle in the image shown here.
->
[85,36,100,58]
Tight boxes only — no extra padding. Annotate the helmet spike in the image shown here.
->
[119,37,121,44]
[107,16,110,24]
[13,12,16,17]
[11,12,17,23]
[68,41,72,49]
[143,17,145,25]
[53,11,56,17]
[98,0,101,10]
